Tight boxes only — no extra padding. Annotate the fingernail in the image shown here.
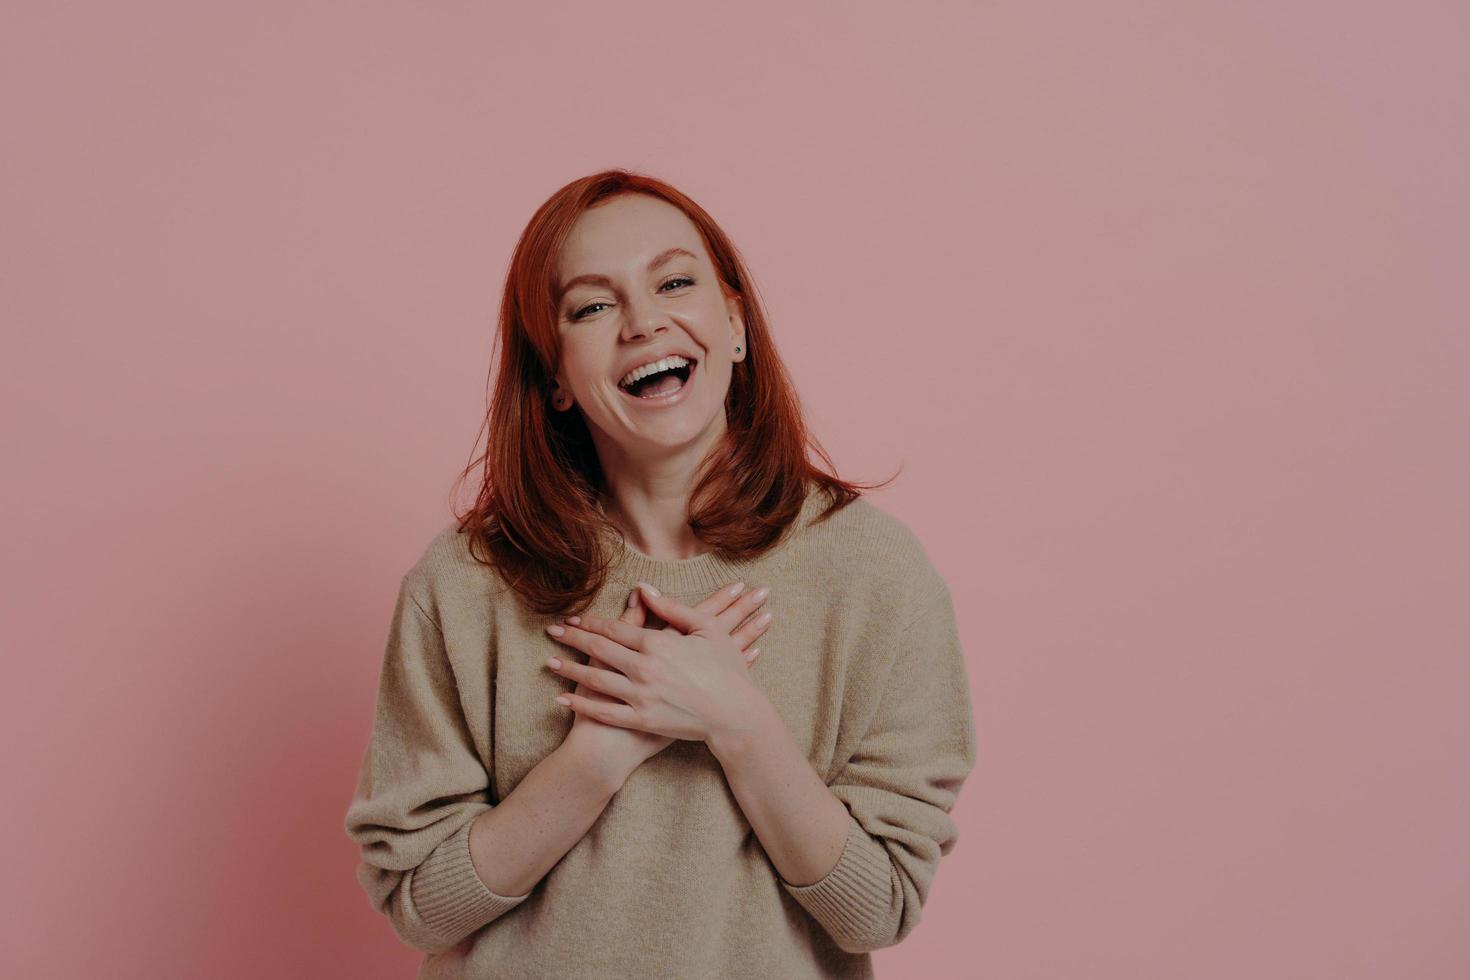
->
[628,590,639,609]
[546,624,565,636]
[751,586,769,602]
[728,581,744,596]
[637,581,660,598]
[566,616,580,625]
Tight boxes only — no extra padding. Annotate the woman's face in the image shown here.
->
[552,193,745,467]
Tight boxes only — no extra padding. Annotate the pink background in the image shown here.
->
[3,2,1467,977]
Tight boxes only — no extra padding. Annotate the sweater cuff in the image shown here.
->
[411,816,532,942]
[778,808,896,945]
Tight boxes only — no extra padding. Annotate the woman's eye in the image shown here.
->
[571,278,693,321]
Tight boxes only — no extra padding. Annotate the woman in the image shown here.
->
[343,170,977,979]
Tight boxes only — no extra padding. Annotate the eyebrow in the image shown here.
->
[556,247,699,300]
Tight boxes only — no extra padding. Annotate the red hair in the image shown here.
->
[449,168,896,615]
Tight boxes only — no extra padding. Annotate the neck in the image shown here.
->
[599,483,707,561]
[593,410,730,562]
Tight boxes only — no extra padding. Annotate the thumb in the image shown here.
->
[635,581,703,633]
[619,587,647,627]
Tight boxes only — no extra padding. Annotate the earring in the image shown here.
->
[735,345,742,353]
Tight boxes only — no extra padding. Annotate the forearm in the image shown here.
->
[466,740,631,898]
[708,702,851,887]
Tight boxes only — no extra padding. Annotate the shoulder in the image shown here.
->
[401,520,516,619]
[789,491,949,614]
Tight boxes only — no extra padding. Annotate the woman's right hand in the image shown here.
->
[561,580,772,779]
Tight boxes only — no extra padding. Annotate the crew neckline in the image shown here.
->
[602,484,829,596]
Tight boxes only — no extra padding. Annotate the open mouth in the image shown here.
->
[618,358,697,400]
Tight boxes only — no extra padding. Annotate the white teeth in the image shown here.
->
[618,355,690,389]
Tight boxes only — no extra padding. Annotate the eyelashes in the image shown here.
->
[570,276,695,322]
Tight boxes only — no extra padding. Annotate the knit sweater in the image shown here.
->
[343,485,978,979]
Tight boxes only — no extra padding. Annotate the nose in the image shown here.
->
[620,291,672,343]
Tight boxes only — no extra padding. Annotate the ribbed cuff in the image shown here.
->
[779,809,896,947]
[411,816,532,943]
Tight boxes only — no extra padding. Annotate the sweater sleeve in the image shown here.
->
[343,575,531,955]
[778,580,978,954]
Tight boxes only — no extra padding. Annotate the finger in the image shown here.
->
[547,654,638,703]
[713,585,770,638]
[690,580,747,619]
[639,580,744,636]
[619,587,648,627]
[563,624,622,695]
[545,622,639,673]
[743,646,762,665]
[554,691,642,729]
[634,582,710,634]
[572,671,618,701]
[730,608,774,651]
[559,613,650,653]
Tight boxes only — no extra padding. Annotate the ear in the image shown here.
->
[550,373,574,411]
[725,293,746,360]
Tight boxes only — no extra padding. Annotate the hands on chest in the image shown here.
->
[546,579,775,777]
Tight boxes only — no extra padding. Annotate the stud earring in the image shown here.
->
[735,346,742,353]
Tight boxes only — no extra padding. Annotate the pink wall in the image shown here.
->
[3,2,1466,977]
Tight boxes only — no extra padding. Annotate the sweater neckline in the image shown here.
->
[602,485,828,597]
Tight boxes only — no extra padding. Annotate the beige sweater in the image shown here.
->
[343,487,977,978]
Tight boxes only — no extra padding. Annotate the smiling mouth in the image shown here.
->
[618,359,696,400]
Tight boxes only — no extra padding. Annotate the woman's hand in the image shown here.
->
[555,581,772,775]
[545,581,776,746]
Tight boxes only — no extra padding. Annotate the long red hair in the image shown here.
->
[449,168,896,615]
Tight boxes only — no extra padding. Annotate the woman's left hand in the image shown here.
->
[545,581,772,745]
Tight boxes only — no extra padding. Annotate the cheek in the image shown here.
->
[558,350,608,390]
